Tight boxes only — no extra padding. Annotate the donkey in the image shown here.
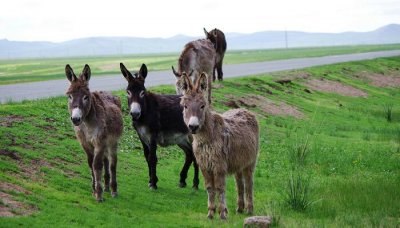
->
[65,64,123,202]
[204,28,227,81]
[120,63,199,190]
[179,72,259,219]
[172,39,216,104]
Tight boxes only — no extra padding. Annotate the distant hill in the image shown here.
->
[1,24,400,59]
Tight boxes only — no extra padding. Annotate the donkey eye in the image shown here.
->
[140,90,145,98]
[127,90,131,97]
[184,105,188,109]
[200,105,205,109]
[83,95,88,101]
[68,94,72,100]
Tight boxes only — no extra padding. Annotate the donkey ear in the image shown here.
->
[139,63,148,79]
[81,64,91,82]
[179,72,193,94]
[65,64,77,82]
[120,62,133,81]
[172,66,181,78]
[196,72,208,93]
[203,28,209,37]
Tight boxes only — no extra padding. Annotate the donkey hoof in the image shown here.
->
[96,197,104,203]
[111,192,118,198]
[236,208,244,214]
[220,208,228,220]
[192,185,199,190]
[179,182,187,188]
[207,213,214,220]
[149,184,158,190]
[104,186,110,192]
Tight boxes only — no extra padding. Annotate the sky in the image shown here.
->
[0,0,399,42]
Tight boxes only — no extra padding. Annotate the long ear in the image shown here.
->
[139,63,148,79]
[120,62,133,81]
[172,66,181,78]
[65,64,77,82]
[195,72,208,93]
[203,28,209,37]
[81,64,91,82]
[180,72,193,94]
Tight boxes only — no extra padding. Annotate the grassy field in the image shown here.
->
[1,57,400,227]
[0,43,400,85]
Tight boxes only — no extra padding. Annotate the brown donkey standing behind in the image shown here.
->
[179,73,259,219]
[203,28,227,81]
[65,64,123,202]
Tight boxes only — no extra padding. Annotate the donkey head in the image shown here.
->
[65,64,92,126]
[120,63,148,120]
[172,66,194,95]
[180,72,209,134]
[203,28,218,49]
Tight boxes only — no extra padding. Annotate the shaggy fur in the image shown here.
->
[172,39,216,104]
[180,73,259,219]
[204,28,227,81]
[65,64,123,202]
[120,63,199,190]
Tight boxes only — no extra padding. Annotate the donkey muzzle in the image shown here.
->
[71,116,82,126]
[188,124,199,134]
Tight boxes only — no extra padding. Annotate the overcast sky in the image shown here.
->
[1,0,399,42]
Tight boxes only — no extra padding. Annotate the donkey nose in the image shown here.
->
[71,116,81,125]
[188,124,199,133]
[130,111,141,119]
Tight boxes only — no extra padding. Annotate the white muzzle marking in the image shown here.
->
[130,102,141,114]
[71,108,82,119]
[188,116,199,126]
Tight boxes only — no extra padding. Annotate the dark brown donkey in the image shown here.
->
[65,64,123,202]
[204,28,227,81]
[120,63,199,190]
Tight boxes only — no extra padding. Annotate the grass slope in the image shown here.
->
[1,44,400,85]
[1,57,400,227]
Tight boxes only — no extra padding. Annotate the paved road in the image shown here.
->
[1,50,400,104]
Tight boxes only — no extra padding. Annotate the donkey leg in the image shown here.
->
[139,139,152,186]
[148,138,158,190]
[82,144,95,194]
[103,157,110,192]
[212,66,217,82]
[215,173,228,220]
[201,170,216,219]
[93,147,105,202]
[235,171,245,213]
[217,61,223,81]
[86,153,95,194]
[192,156,200,190]
[243,165,255,214]
[177,143,193,188]
[109,144,118,198]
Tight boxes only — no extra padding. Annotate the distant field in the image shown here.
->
[1,57,399,226]
[0,43,400,85]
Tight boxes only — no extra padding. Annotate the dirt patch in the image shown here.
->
[0,182,31,195]
[224,95,303,118]
[356,71,400,87]
[0,192,36,217]
[212,83,224,89]
[99,63,118,71]
[222,100,240,108]
[0,149,21,161]
[0,115,24,127]
[306,79,368,97]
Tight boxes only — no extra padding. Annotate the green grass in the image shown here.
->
[1,43,400,85]
[1,56,400,226]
